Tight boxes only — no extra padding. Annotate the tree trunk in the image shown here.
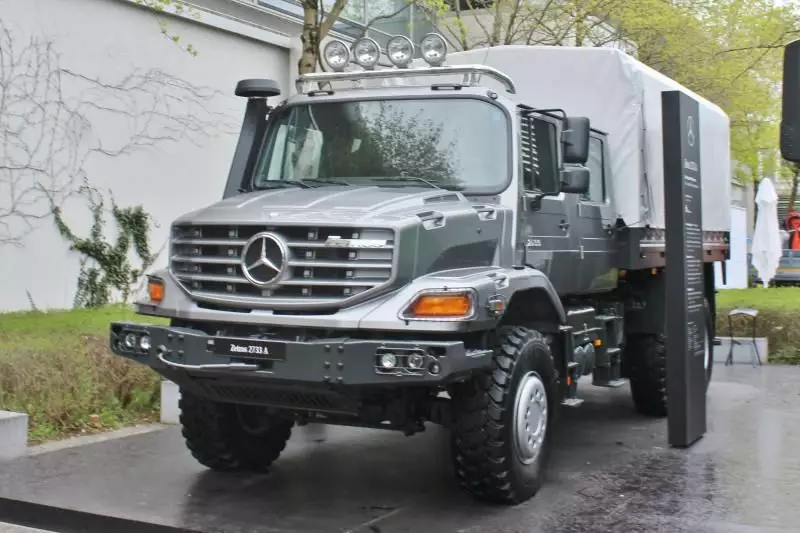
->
[490,0,505,46]
[298,1,320,75]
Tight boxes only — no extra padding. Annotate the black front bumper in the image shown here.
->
[109,322,492,387]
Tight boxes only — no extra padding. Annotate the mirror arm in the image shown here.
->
[529,192,547,210]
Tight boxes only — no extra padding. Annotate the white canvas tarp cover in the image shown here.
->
[444,46,732,232]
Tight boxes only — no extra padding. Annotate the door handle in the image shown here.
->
[559,220,570,230]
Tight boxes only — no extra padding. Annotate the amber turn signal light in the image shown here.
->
[409,293,473,318]
[147,279,165,304]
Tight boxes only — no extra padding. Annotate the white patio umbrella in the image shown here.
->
[750,178,783,288]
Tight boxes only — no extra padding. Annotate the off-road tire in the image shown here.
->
[625,302,714,417]
[450,326,559,505]
[179,390,293,472]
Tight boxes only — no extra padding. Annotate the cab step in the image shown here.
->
[562,398,585,408]
[562,361,583,407]
[593,378,628,388]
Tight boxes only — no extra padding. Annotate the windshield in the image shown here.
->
[250,97,510,194]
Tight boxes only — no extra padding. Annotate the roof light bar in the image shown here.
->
[420,33,448,67]
[387,35,414,68]
[352,37,381,70]
[296,64,516,94]
[323,39,350,72]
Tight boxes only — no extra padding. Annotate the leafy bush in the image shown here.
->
[716,287,800,364]
[0,306,167,443]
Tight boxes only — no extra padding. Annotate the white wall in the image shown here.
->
[0,0,291,311]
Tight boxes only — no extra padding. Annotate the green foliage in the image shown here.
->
[134,0,199,56]
[0,306,167,444]
[716,287,800,364]
[611,0,798,184]
[52,184,157,309]
[416,0,800,185]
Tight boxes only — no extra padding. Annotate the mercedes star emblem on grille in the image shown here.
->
[241,232,288,287]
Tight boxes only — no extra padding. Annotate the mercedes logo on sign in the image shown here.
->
[241,232,288,287]
[686,115,696,148]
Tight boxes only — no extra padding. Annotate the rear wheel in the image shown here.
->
[450,326,558,504]
[625,303,714,417]
[179,390,293,472]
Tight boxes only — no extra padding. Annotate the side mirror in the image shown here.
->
[781,41,800,163]
[560,167,590,195]
[562,116,590,165]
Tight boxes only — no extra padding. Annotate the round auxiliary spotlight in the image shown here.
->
[387,35,414,68]
[124,333,137,349]
[379,353,397,370]
[352,37,381,70]
[323,39,350,72]
[407,352,425,370]
[139,334,152,352]
[420,33,447,67]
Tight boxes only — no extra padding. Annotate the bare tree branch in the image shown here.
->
[319,0,348,40]
[357,2,415,40]
[0,21,236,247]
[132,0,201,56]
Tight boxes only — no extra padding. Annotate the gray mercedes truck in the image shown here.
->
[109,34,731,504]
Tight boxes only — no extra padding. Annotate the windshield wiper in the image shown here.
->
[297,178,351,187]
[374,176,442,189]
[250,181,311,191]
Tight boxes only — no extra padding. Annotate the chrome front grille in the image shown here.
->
[169,224,395,308]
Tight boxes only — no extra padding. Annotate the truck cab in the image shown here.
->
[109,34,726,505]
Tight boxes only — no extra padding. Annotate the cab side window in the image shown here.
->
[583,136,606,203]
[521,114,558,193]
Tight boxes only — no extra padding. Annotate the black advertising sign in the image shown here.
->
[662,90,707,448]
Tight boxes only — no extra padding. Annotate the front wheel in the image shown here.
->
[179,390,293,472]
[450,326,559,504]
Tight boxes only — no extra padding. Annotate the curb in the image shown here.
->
[1,380,181,460]
[27,424,168,457]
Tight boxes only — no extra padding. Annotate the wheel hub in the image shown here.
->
[235,404,273,435]
[513,372,548,465]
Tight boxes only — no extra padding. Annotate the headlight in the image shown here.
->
[387,35,414,68]
[420,33,447,66]
[353,37,380,70]
[323,39,350,71]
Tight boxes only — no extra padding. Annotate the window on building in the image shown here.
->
[583,136,606,203]
[521,114,558,193]
[448,0,494,9]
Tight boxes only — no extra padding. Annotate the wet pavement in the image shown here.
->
[1,364,799,533]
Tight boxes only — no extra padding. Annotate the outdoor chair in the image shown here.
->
[725,308,762,367]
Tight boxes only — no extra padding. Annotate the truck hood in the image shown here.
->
[174,185,478,226]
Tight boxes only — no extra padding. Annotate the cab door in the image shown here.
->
[575,132,617,292]
[517,109,581,295]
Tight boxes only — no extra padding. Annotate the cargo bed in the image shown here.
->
[445,45,732,234]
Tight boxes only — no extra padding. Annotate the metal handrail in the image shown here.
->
[157,351,259,371]
[296,64,517,94]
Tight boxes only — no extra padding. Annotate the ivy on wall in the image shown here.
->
[52,184,157,308]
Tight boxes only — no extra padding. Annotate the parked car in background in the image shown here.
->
[749,235,800,286]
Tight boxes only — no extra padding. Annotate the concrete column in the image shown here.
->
[0,411,28,461]
[160,380,181,425]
